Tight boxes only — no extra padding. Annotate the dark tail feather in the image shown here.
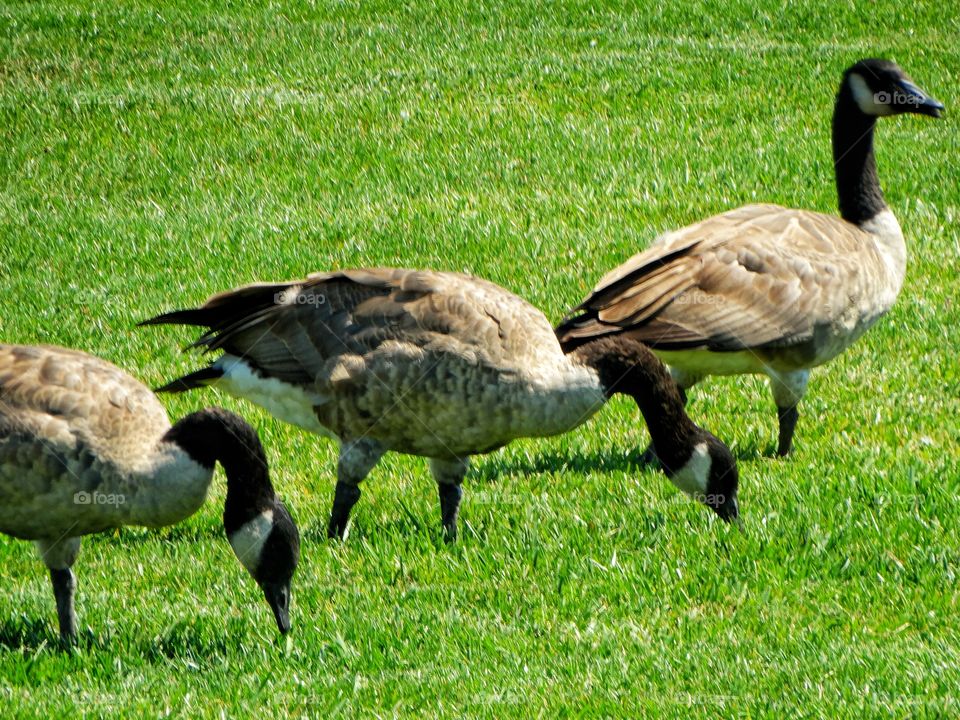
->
[154,366,223,394]
[139,282,299,331]
[555,311,608,353]
[138,307,215,329]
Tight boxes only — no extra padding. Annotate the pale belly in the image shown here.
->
[216,355,606,459]
[324,374,607,458]
[655,316,882,378]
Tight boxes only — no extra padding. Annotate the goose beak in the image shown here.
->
[899,80,944,118]
[712,492,740,524]
[261,581,292,634]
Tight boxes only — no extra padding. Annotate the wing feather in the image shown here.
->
[0,345,169,461]
[146,270,561,386]
[557,204,880,352]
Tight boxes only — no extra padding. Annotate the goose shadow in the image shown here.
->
[469,446,655,483]
[468,441,760,485]
[86,524,225,548]
[0,614,237,659]
[139,621,229,661]
[296,441,763,544]
[0,617,112,654]
[0,615,59,652]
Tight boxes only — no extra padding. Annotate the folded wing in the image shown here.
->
[557,204,873,352]
[144,269,558,386]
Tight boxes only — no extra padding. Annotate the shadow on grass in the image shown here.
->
[470,445,657,483]
[301,511,437,547]
[0,614,237,660]
[90,523,225,548]
[141,621,229,662]
[296,440,763,545]
[0,615,58,652]
[0,616,109,654]
[472,440,768,485]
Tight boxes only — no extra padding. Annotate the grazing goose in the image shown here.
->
[141,268,740,540]
[0,344,300,641]
[556,58,943,456]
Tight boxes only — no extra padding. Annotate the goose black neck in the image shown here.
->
[833,82,886,225]
[163,407,277,533]
[573,336,701,468]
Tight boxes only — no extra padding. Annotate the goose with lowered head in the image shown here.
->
[142,268,740,540]
[0,344,300,641]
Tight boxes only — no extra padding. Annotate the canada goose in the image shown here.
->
[556,58,943,456]
[0,344,300,641]
[141,268,740,540]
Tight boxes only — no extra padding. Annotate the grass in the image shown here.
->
[1,0,959,716]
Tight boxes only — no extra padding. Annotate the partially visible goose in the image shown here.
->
[141,268,740,539]
[0,344,300,641]
[556,59,943,456]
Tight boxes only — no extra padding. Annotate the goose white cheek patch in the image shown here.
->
[848,73,895,117]
[228,509,274,575]
[669,441,711,497]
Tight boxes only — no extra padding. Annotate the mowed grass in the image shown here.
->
[1,0,959,715]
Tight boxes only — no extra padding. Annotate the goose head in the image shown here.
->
[662,430,740,523]
[164,407,301,634]
[571,336,741,522]
[844,58,944,119]
[226,499,300,635]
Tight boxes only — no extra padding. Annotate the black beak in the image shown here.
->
[711,492,740,524]
[261,581,292,635]
[899,80,944,118]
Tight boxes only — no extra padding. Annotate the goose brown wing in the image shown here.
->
[557,205,873,351]
[151,269,556,386]
[0,344,169,459]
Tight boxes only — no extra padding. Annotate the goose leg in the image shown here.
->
[430,457,470,541]
[328,439,384,540]
[769,370,810,457]
[776,405,800,456]
[640,368,699,466]
[670,367,701,404]
[35,537,82,643]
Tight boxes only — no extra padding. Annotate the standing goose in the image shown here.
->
[141,268,740,540]
[556,59,943,456]
[0,344,300,641]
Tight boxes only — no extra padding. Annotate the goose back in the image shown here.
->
[558,204,903,368]
[158,270,607,457]
[0,345,211,537]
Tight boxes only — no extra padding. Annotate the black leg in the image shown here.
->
[329,439,384,540]
[327,481,362,539]
[50,568,77,643]
[776,404,799,457]
[437,483,464,541]
[430,457,470,541]
[36,537,81,644]
[770,370,809,458]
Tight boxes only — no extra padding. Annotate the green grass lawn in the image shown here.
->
[2,0,959,716]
